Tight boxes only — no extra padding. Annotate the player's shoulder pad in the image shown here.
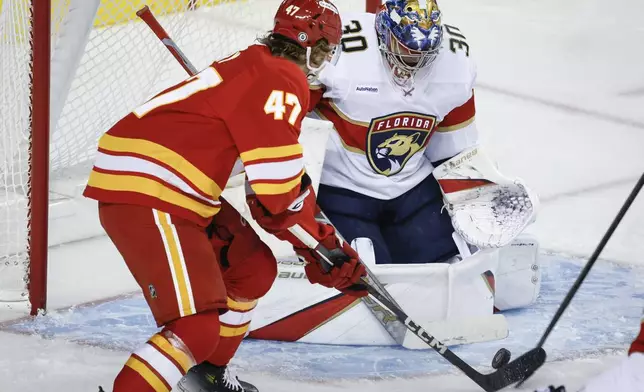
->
[431,23,477,88]
[261,54,310,104]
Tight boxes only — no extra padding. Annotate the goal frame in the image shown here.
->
[23,0,383,316]
[28,0,51,316]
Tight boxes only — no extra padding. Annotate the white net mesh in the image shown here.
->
[0,0,365,308]
[0,0,33,303]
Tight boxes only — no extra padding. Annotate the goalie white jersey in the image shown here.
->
[311,12,479,200]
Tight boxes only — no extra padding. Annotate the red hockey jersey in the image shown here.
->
[84,45,310,227]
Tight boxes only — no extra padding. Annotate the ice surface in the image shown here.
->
[5,255,644,382]
[1,0,644,391]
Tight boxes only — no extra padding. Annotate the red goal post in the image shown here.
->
[0,0,375,317]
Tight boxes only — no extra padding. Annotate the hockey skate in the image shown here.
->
[177,362,258,392]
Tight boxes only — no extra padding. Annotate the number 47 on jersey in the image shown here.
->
[133,65,302,126]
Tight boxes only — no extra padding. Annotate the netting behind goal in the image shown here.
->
[0,0,367,314]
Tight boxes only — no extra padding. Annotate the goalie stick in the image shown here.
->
[516,172,644,388]
[136,6,545,390]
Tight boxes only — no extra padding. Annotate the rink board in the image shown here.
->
[3,253,643,381]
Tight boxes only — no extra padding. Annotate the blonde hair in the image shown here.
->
[258,33,332,68]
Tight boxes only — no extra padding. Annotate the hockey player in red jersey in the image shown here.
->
[536,316,644,392]
[84,1,366,391]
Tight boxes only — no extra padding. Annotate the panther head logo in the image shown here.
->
[374,132,422,174]
[366,112,436,176]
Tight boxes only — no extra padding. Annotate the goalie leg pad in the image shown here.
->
[351,237,377,267]
[493,234,541,311]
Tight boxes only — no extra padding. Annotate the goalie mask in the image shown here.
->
[375,0,443,88]
[273,0,342,82]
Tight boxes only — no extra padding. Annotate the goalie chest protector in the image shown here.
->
[313,12,478,200]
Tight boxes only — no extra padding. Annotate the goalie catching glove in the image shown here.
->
[247,175,367,297]
[433,145,540,248]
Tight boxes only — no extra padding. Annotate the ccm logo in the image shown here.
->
[406,319,447,354]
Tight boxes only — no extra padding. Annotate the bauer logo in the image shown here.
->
[448,147,478,169]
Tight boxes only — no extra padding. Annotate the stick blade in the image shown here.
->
[480,347,546,391]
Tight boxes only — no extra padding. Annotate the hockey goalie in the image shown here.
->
[243,0,541,350]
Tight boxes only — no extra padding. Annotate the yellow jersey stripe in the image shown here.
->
[154,212,195,318]
[220,324,250,337]
[125,356,170,392]
[227,297,258,312]
[249,170,304,195]
[148,334,193,373]
[240,144,303,163]
[98,134,222,198]
[87,171,220,218]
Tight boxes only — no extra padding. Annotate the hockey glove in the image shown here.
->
[298,235,368,297]
[433,145,539,248]
[247,182,367,297]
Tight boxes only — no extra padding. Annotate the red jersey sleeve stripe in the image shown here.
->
[314,100,369,154]
[437,92,476,132]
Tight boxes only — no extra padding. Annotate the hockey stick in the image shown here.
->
[290,213,545,392]
[516,172,644,388]
[136,6,545,390]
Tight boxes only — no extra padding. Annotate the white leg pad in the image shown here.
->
[351,237,376,267]
[494,234,541,311]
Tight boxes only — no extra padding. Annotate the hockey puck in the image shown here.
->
[491,348,511,369]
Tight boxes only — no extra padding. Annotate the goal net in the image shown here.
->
[0,0,368,316]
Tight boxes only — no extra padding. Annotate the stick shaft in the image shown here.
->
[136,5,198,75]
[537,173,644,348]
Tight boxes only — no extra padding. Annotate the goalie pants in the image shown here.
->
[317,173,457,264]
[99,201,277,391]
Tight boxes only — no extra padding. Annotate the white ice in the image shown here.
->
[2,0,644,391]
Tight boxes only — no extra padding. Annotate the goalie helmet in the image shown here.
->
[375,0,443,87]
[273,0,342,47]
